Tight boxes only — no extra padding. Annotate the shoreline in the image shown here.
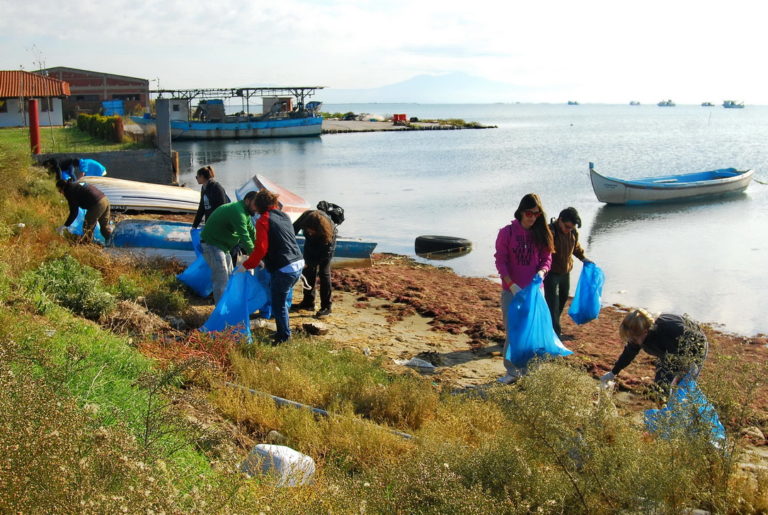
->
[321,119,496,133]
[297,253,768,410]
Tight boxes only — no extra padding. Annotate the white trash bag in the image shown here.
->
[240,444,316,487]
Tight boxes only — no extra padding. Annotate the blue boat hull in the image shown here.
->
[109,219,376,263]
[132,116,323,140]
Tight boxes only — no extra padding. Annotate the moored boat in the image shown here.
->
[133,86,324,140]
[722,100,745,108]
[235,174,310,222]
[657,99,675,107]
[589,162,754,205]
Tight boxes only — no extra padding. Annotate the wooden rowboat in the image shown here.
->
[589,162,754,205]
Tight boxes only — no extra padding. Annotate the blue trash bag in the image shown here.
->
[67,207,105,244]
[177,229,213,297]
[505,275,574,368]
[201,269,270,340]
[253,268,294,320]
[644,375,726,447]
[568,262,605,325]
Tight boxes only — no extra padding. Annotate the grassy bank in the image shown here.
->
[0,134,766,512]
[0,123,150,154]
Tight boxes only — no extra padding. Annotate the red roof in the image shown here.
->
[0,70,71,98]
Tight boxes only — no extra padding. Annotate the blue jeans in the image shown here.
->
[271,269,302,342]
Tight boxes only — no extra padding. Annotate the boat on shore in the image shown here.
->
[132,87,324,140]
[82,176,200,213]
[108,219,377,266]
[106,174,376,265]
[723,100,745,108]
[589,162,754,204]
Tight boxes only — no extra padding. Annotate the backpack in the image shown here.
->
[316,201,344,225]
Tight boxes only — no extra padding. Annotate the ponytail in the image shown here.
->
[619,308,654,341]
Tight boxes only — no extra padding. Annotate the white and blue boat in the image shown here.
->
[589,162,754,205]
[108,219,376,266]
[133,86,324,140]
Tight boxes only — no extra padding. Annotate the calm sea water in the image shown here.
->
[173,103,768,336]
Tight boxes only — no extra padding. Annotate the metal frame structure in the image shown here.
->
[152,86,324,114]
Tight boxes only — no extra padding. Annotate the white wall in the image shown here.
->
[0,98,64,127]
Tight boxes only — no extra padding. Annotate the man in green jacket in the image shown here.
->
[200,191,258,302]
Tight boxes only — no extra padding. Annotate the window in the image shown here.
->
[0,99,6,113]
[39,98,52,112]
[172,104,180,112]
[75,95,100,101]
[112,94,139,101]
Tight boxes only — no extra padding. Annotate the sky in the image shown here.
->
[0,0,765,104]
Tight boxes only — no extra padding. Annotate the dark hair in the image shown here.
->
[558,207,582,228]
[513,193,554,252]
[254,189,279,214]
[243,191,257,202]
[299,210,335,245]
[196,165,215,180]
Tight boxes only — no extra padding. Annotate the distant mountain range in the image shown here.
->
[318,72,529,104]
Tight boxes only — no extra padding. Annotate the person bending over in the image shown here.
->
[243,190,305,344]
[292,209,337,318]
[56,179,112,243]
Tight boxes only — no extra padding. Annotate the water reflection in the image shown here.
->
[416,247,473,261]
[586,194,750,245]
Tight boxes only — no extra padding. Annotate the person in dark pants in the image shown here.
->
[192,165,230,229]
[544,207,590,338]
[292,210,337,317]
[56,179,112,243]
[600,309,709,398]
[243,190,304,344]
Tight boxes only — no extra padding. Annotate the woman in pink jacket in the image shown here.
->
[494,193,554,383]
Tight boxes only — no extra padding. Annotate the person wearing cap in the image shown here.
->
[544,207,591,339]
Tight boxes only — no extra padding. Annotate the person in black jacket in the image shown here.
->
[292,209,337,317]
[242,190,304,344]
[56,179,112,243]
[600,309,709,396]
[192,165,230,229]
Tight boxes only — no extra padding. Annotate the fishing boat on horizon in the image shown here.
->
[589,162,754,205]
[657,99,675,107]
[722,100,745,108]
[132,86,324,140]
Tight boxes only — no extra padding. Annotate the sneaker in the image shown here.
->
[316,307,332,318]
[290,302,314,313]
[497,374,519,385]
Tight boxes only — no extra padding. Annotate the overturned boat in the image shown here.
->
[82,176,200,213]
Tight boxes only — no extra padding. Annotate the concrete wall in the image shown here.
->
[35,149,178,185]
[0,98,64,127]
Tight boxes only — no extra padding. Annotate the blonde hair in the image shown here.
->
[619,308,654,341]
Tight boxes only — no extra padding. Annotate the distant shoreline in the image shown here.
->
[322,119,496,134]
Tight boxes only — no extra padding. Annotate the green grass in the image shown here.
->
[0,124,149,153]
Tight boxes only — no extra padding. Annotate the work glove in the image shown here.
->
[56,225,67,236]
[599,371,615,388]
[508,283,521,294]
[537,269,546,279]
[233,264,246,274]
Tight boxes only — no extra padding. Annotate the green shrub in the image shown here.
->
[23,255,116,320]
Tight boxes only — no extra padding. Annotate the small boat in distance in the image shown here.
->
[588,162,754,205]
[701,102,715,107]
[629,101,640,106]
[657,99,675,107]
[567,100,579,105]
[723,100,745,108]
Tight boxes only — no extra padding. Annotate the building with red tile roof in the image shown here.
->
[0,70,70,127]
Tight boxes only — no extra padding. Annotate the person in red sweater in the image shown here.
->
[242,190,304,344]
